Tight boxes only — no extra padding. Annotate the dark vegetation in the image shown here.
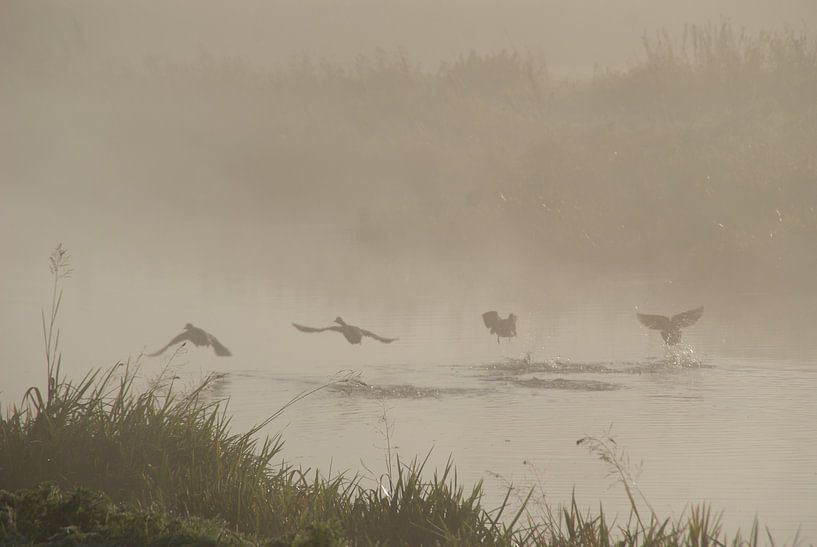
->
[3,22,816,293]
[0,484,257,546]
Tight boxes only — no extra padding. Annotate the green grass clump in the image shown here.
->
[0,363,519,544]
[0,483,255,546]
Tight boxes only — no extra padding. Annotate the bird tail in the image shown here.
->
[145,343,173,357]
[212,340,232,356]
[292,323,328,333]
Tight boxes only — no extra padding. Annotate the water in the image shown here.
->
[1,188,815,542]
[2,251,815,543]
[206,308,816,544]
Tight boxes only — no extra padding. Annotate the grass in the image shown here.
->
[0,246,793,545]
[0,360,522,545]
[0,483,257,546]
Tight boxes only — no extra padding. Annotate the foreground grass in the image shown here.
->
[0,363,780,546]
[0,363,517,546]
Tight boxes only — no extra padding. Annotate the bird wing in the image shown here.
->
[206,333,232,356]
[146,330,191,357]
[292,323,342,334]
[482,311,500,329]
[360,328,398,344]
[636,313,672,331]
[670,306,704,329]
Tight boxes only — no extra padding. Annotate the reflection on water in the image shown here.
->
[502,376,622,391]
[331,380,488,399]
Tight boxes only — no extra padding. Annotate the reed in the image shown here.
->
[7,22,815,289]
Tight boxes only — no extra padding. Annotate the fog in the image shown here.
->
[2,0,817,541]
[3,1,816,71]
[4,2,816,299]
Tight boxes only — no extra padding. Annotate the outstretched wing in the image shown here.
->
[292,323,342,334]
[636,313,672,331]
[482,311,500,329]
[206,333,232,356]
[360,329,398,344]
[670,306,704,329]
[146,330,191,357]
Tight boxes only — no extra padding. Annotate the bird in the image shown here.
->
[482,311,517,343]
[292,317,398,345]
[147,323,232,356]
[636,306,704,346]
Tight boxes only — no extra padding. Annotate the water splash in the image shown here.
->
[663,343,703,368]
[476,352,710,378]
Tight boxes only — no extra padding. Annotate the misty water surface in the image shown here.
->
[1,224,815,542]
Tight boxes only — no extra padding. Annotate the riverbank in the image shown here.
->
[1,359,774,546]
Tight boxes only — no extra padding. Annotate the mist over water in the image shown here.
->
[2,1,817,543]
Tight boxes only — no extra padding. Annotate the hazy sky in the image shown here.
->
[2,0,816,71]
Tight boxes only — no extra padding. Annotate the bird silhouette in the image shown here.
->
[482,311,517,343]
[148,323,232,356]
[636,306,704,345]
[292,317,397,345]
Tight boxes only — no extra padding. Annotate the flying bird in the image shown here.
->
[636,306,704,346]
[292,317,398,345]
[482,311,517,343]
[147,323,232,356]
